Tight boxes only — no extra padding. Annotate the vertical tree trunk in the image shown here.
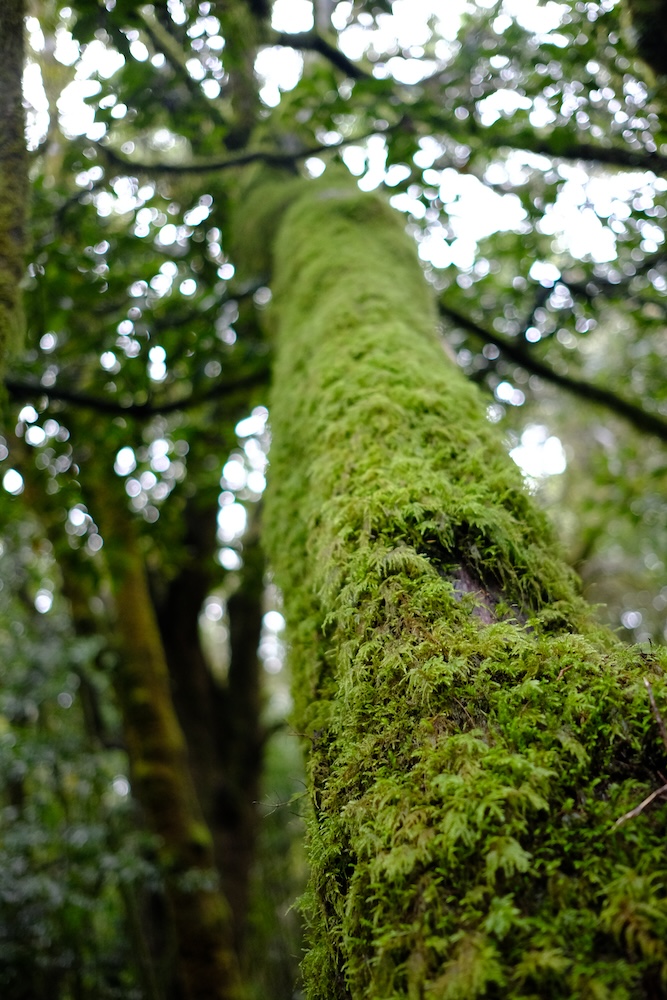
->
[219,515,264,953]
[94,491,244,1000]
[154,497,223,822]
[263,181,667,998]
[625,0,667,78]
[217,0,264,150]
[0,0,27,366]
[155,498,265,952]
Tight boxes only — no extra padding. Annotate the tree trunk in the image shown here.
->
[155,498,265,952]
[94,490,244,1000]
[218,515,264,954]
[263,180,667,998]
[625,0,667,78]
[0,0,27,366]
[154,497,224,823]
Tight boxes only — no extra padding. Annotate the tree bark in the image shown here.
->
[155,498,265,952]
[218,515,264,953]
[94,490,244,1000]
[262,180,667,998]
[0,0,27,366]
[625,0,667,78]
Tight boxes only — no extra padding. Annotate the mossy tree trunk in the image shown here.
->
[263,180,667,998]
[0,0,27,367]
[93,486,244,1000]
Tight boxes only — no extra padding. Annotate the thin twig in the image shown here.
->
[613,781,667,828]
[644,677,667,753]
[612,678,667,828]
[556,663,573,682]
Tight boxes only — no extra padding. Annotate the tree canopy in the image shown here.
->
[1,0,667,997]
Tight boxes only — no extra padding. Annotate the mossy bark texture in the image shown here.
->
[0,0,27,365]
[263,181,667,999]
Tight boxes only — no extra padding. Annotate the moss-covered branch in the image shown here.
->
[260,179,667,998]
[0,0,27,365]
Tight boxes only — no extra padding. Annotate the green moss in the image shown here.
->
[258,179,667,998]
[230,167,309,284]
[188,820,215,852]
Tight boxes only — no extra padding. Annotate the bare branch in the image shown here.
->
[272,30,373,80]
[5,365,269,418]
[613,781,667,828]
[439,301,667,443]
[96,125,388,175]
[560,249,667,300]
[482,131,667,176]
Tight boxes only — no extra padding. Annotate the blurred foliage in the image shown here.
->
[0,518,156,999]
[1,0,667,993]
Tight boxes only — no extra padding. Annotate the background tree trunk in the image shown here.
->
[264,180,667,998]
[155,498,265,952]
[0,0,27,366]
[93,486,244,1000]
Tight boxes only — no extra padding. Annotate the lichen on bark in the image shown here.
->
[260,179,667,998]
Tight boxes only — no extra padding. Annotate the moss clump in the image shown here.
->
[230,167,309,285]
[261,179,667,999]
